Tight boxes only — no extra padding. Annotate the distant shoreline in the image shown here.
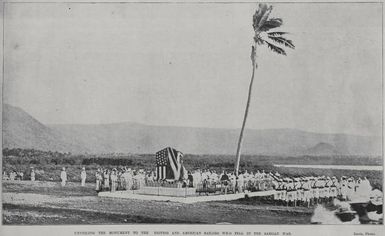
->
[274,164,383,171]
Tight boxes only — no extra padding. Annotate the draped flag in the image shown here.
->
[155,147,184,181]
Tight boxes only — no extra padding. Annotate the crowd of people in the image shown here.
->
[3,166,379,208]
[95,167,148,192]
[93,167,276,193]
[59,166,382,209]
[2,170,25,181]
[270,175,374,207]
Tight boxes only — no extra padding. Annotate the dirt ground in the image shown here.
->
[2,180,313,225]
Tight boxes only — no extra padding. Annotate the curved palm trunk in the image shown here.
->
[234,46,257,177]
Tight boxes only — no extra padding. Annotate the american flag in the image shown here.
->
[155,147,183,180]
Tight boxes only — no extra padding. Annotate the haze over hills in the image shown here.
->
[2,104,89,153]
[2,104,382,156]
[303,142,340,156]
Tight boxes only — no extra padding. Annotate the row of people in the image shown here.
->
[60,167,87,186]
[4,166,376,204]
[95,167,148,192]
[271,175,373,207]
[192,170,275,194]
[95,167,276,194]
[2,170,26,181]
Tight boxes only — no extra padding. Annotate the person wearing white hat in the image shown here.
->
[280,178,288,204]
[309,177,317,204]
[286,178,296,206]
[316,176,326,203]
[125,168,134,190]
[293,178,301,206]
[236,172,244,193]
[272,178,280,203]
[80,167,87,187]
[30,168,36,182]
[95,169,102,192]
[346,177,355,201]
[340,176,348,200]
[323,176,331,202]
[110,169,117,192]
[60,167,67,187]
[302,178,311,207]
[330,176,338,199]
[296,178,305,206]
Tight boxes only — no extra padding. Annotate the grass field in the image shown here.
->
[2,148,382,224]
[2,180,313,225]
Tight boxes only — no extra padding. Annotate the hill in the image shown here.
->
[2,104,88,153]
[49,123,381,156]
[303,142,340,156]
[2,104,382,155]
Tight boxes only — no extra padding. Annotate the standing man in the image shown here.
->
[236,171,244,193]
[110,169,117,192]
[30,168,35,181]
[95,169,102,192]
[60,167,67,187]
[80,167,87,187]
[19,171,24,181]
[302,178,311,208]
[340,176,348,200]
[330,176,339,199]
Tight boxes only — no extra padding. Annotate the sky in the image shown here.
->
[3,2,383,136]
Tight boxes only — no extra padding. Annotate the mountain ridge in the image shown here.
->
[2,104,382,156]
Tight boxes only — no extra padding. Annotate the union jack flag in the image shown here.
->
[155,147,183,181]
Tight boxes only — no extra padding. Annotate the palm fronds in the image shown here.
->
[267,36,295,49]
[265,41,287,56]
[259,18,283,32]
[252,4,294,56]
[267,31,288,37]
[254,36,265,45]
[252,3,273,32]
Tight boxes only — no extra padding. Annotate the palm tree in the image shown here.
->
[234,3,295,176]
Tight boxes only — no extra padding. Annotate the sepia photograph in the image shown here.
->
[1,0,383,228]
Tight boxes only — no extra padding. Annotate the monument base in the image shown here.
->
[98,189,276,204]
[136,186,197,197]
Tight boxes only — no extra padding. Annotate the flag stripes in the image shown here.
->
[155,147,184,181]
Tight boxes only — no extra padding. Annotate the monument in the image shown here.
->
[135,147,197,197]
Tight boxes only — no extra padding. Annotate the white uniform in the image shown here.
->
[110,172,117,192]
[317,179,325,198]
[286,181,296,202]
[60,170,67,186]
[330,179,338,198]
[281,182,287,201]
[296,180,304,201]
[273,180,281,200]
[347,179,355,201]
[340,179,348,200]
[311,179,318,199]
[30,171,35,181]
[81,170,87,186]
[237,174,244,193]
[95,172,102,191]
[302,181,311,202]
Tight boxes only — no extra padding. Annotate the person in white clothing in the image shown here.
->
[30,168,35,181]
[60,167,67,187]
[80,167,87,187]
